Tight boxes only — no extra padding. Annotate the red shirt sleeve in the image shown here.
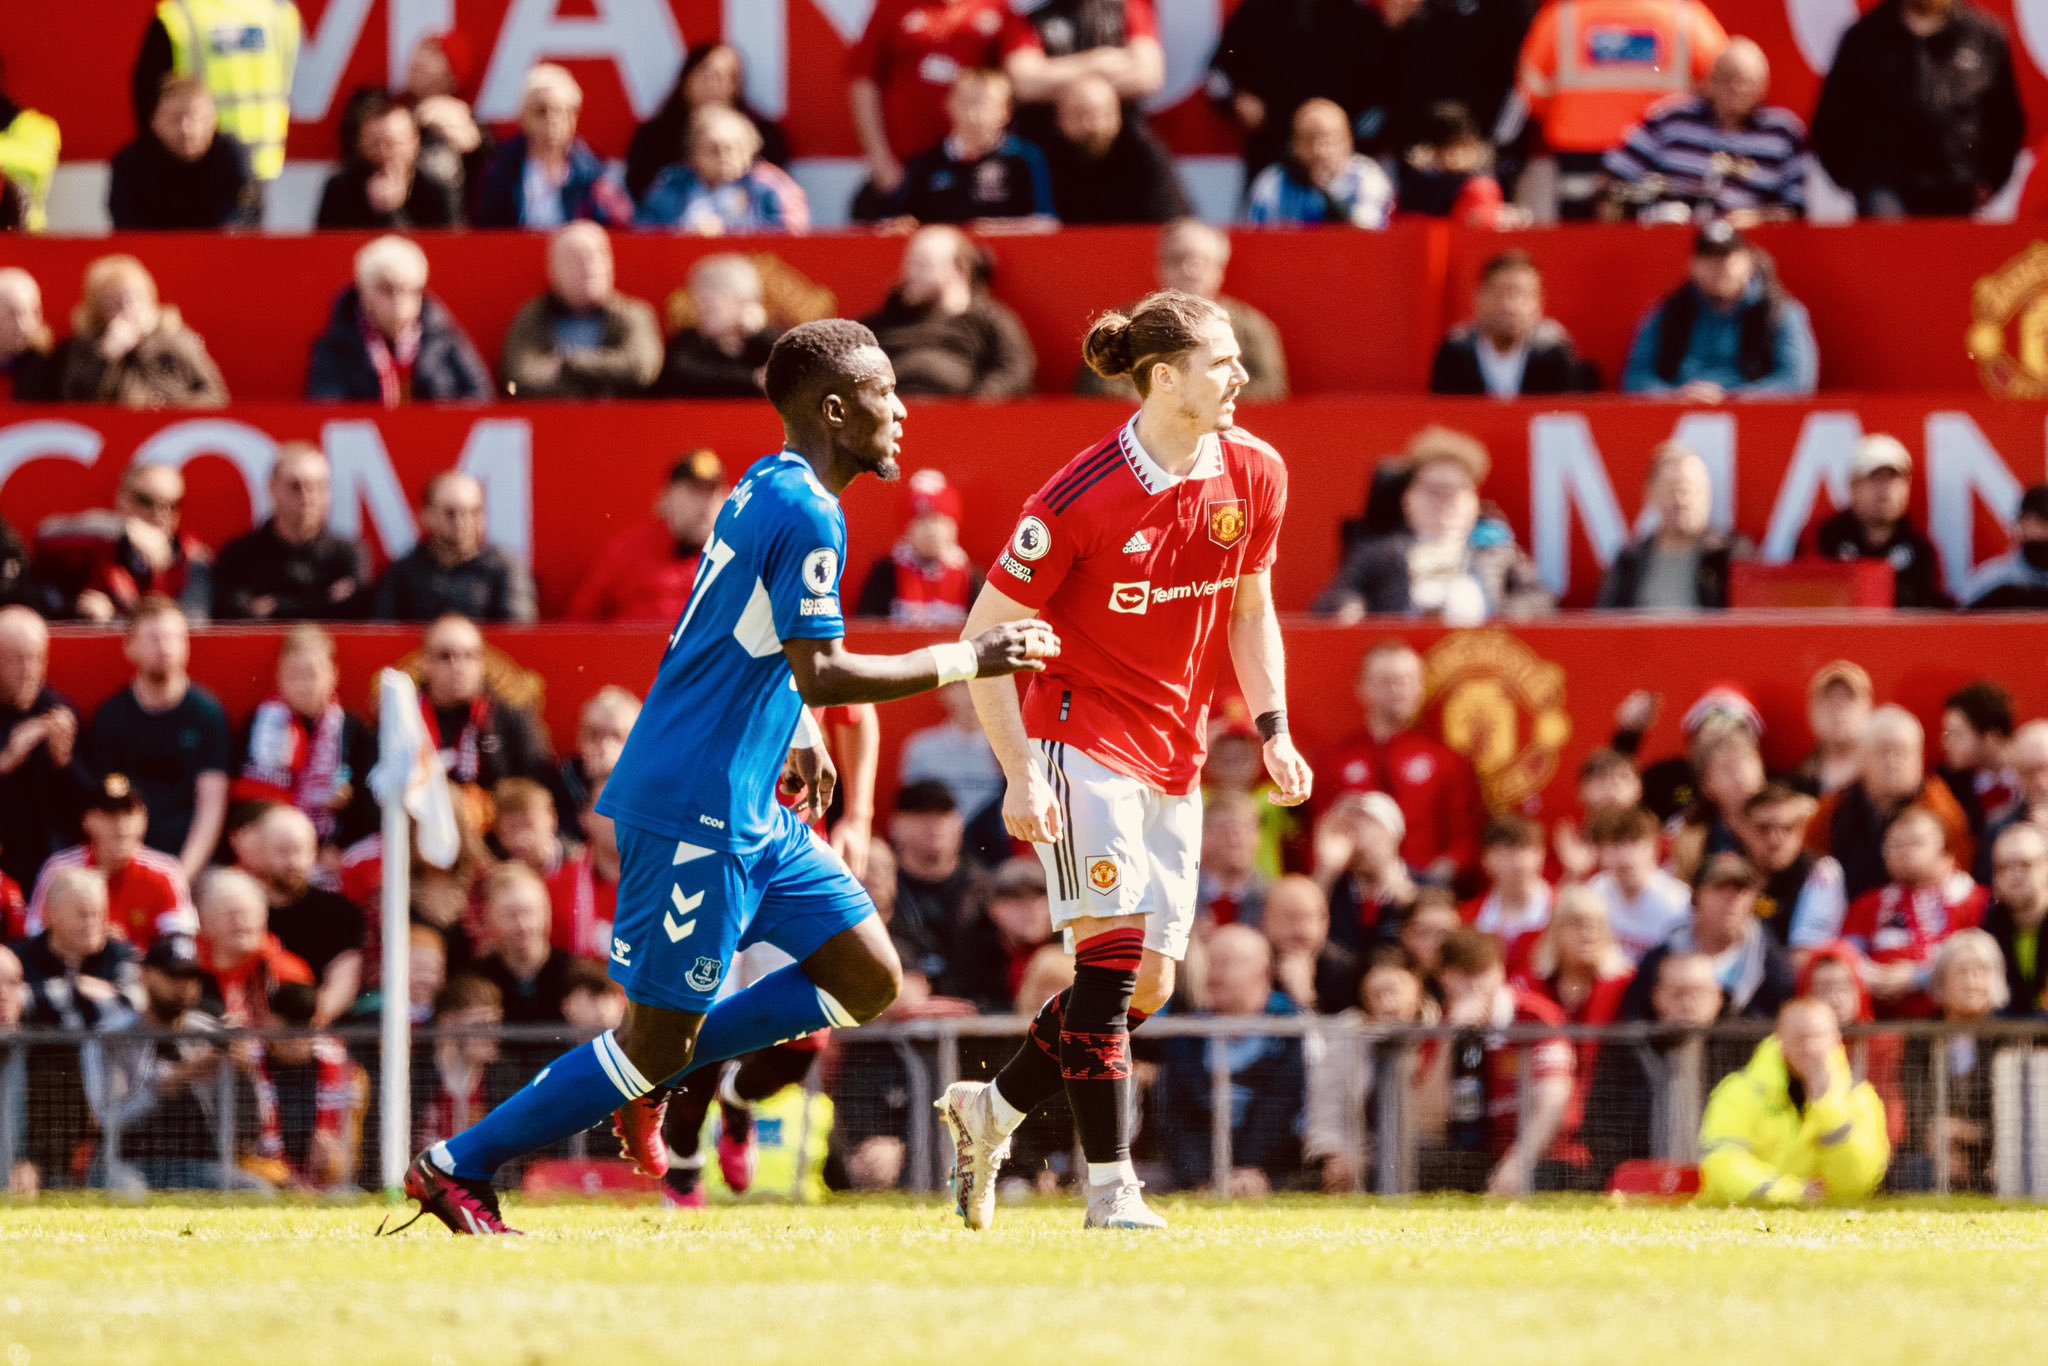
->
[985,495,1076,610]
[848,0,898,80]
[997,5,1045,58]
[1120,0,1160,41]
[1246,449,1288,576]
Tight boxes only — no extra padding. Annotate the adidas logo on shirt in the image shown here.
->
[1123,532,1152,555]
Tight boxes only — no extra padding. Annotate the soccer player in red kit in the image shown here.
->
[936,290,1312,1230]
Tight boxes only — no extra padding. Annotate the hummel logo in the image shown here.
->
[1123,532,1152,554]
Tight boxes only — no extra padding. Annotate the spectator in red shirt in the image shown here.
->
[1509,883,1632,1028]
[855,469,982,627]
[1319,641,1485,886]
[567,449,726,624]
[1843,805,1988,1017]
[1465,815,1551,942]
[34,461,212,623]
[1196,791,1270,931]
[27,772,194,950]
[492,778,566,879]
[234,625,377,852]
[546,786,619,964]
[847,0,1043,203]
[1313,791,1417,956]
[1416,927,1575,1195]
[194,868,315,1027]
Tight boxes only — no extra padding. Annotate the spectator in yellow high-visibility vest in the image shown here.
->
[0,64,61,233]
[131,0,301,184]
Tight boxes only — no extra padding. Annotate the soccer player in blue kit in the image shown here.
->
[397,320,1058,1234]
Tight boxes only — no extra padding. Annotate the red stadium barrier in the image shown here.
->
[2,222,2036,401]
[0,397,2034,614]
[36,616,2048,822]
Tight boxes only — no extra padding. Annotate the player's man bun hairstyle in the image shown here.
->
[764,318,883,418]
[1081,289,1228,397]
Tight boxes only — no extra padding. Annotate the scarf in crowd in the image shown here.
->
[421,696,491,784]
[888,542,974,628]
[557,851,616,961]
[358,309,423,408]
[241,697,348,839]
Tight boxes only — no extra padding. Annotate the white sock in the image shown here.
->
[985,1082,1027,1136]
[716,1067,749,1112]
[1086,1159,1137,1188]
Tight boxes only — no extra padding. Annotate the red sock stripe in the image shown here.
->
[1059,1029,1131,1081]
[1074,927,1144,974]
[1028,993,1066,1060]
[1126,1008,1151,1029]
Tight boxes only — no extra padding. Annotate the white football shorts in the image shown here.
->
[1032,738,1202,962]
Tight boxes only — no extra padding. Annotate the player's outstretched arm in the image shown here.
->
[782,621,1059,709]
[960,583,1062,844]
[1228,569,1313,807]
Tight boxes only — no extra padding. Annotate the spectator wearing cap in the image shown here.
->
[0,268,58,404]
[856,470,982,627]
[1312,791,1419,956]
[233,627,377,850]
[655,256,779,399]
[85,599,231,881]
[501,225,662,401]
[1314,427,1551,625]
[228,805,366,1026]
[1791,661,1873,799]
[213,444,370,621]
[1813,0,2025,218]
[1621,223,1818,402]
[898,683,1005,866]
[1430,252,1595,398]
[315,89,461,230]
[195,868,315,1028]
[1737,783,1849,953]
[1983,822,2048,1014]
[1626,853,1796,1021]
[888,780,987,986]
[1197,792,1272,930]
[475,64,632,230]
[1938,681,2020,840]
[372,472,536,624]
[635,106,810,235]
[939,857,1052,1011]
[1243,99,1395,229]
[27,774,194,951]
[567,452,727,624]
[1806,435,1951,609]
[20,868,143,1029]
[1843,805,1988,1017]
[1596,444,1755,611]
[409,615,557,794]
[1585,806,1694,963]
[1978,721,2048,883]
[1041,73,1188,225]
[1076,220,1291,402]
[864,226,1036,399]
[1963,484,2048,609]
[1810,705,1972,902]
[307,236,491,406]
[35,461,213,624]
[1317,642,1486,887]
[109,76,258,231]
[1602,39,1809,225]
[1610,686,1764,825]
[473,864,576,1025]
[0,606,88,896]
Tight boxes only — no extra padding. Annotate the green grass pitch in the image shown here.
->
[1,1198,2040,1365]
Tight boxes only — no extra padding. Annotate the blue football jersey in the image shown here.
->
[597,451,847,854]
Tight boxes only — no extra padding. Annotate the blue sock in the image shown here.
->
[434,1030,654,1180]
[664,966,855,1085]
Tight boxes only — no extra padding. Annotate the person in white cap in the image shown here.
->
[1808,433,1951,609]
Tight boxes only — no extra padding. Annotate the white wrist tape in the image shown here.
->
[792,708,824,748]
[927,641,980,687]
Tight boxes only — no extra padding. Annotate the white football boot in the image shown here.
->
[1084,1179,1167,1230]
[935,1080,1012,1231]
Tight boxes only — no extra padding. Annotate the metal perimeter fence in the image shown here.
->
[6,1017,2048,1201]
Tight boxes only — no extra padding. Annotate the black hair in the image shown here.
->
[894,779,958,816]
[268,982,320,1028]
[764,318,883,420]
[1946,680,2017,739]
[339,86,404,162]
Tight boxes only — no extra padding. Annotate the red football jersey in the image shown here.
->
[847,0,1042,159]
[28,845,195,948]
[985,420,1288,795]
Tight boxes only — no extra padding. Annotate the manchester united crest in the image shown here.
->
[1969,243,2048,398]
[1422,631,1572,810]
[1087,857,1120,894]
[1208,499,1247,548]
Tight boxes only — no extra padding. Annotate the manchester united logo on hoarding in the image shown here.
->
[1208,500,1247,548]
[1968,243,2048,398]
[1422,631,1572,811]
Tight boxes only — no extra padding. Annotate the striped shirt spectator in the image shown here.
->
[1604,94,1807,220]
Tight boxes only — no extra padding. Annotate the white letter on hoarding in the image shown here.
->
[728,0,789,119]
[806,0,879,43]
[457,420,535,568]
[323,420,422,559]
[292,0,377,120]
[1927,411,2025,599]
[133,420,281,523]
[1151,0,1223,110]
[1759,411,1866,561]
[0,421,101,492]
[477,0,685,120]
[1529,413,1629,597]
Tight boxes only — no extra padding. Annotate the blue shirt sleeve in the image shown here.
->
[763,486,848,642]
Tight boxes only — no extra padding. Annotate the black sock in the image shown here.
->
[1060,928,1143,1168]
[996,990,1152,1118]
[659,1066,721,1161]
[733,1043,818,1102]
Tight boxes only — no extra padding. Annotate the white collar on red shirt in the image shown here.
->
[1121,417,1224,495]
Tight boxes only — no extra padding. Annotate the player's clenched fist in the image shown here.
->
[1002,764,1064,844]
[1263,734,1314,807]
[970,619,1060,676]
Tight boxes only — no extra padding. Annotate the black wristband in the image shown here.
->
[1255,710,1288,741]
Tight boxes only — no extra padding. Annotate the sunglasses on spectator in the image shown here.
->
[128,491,182,514]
